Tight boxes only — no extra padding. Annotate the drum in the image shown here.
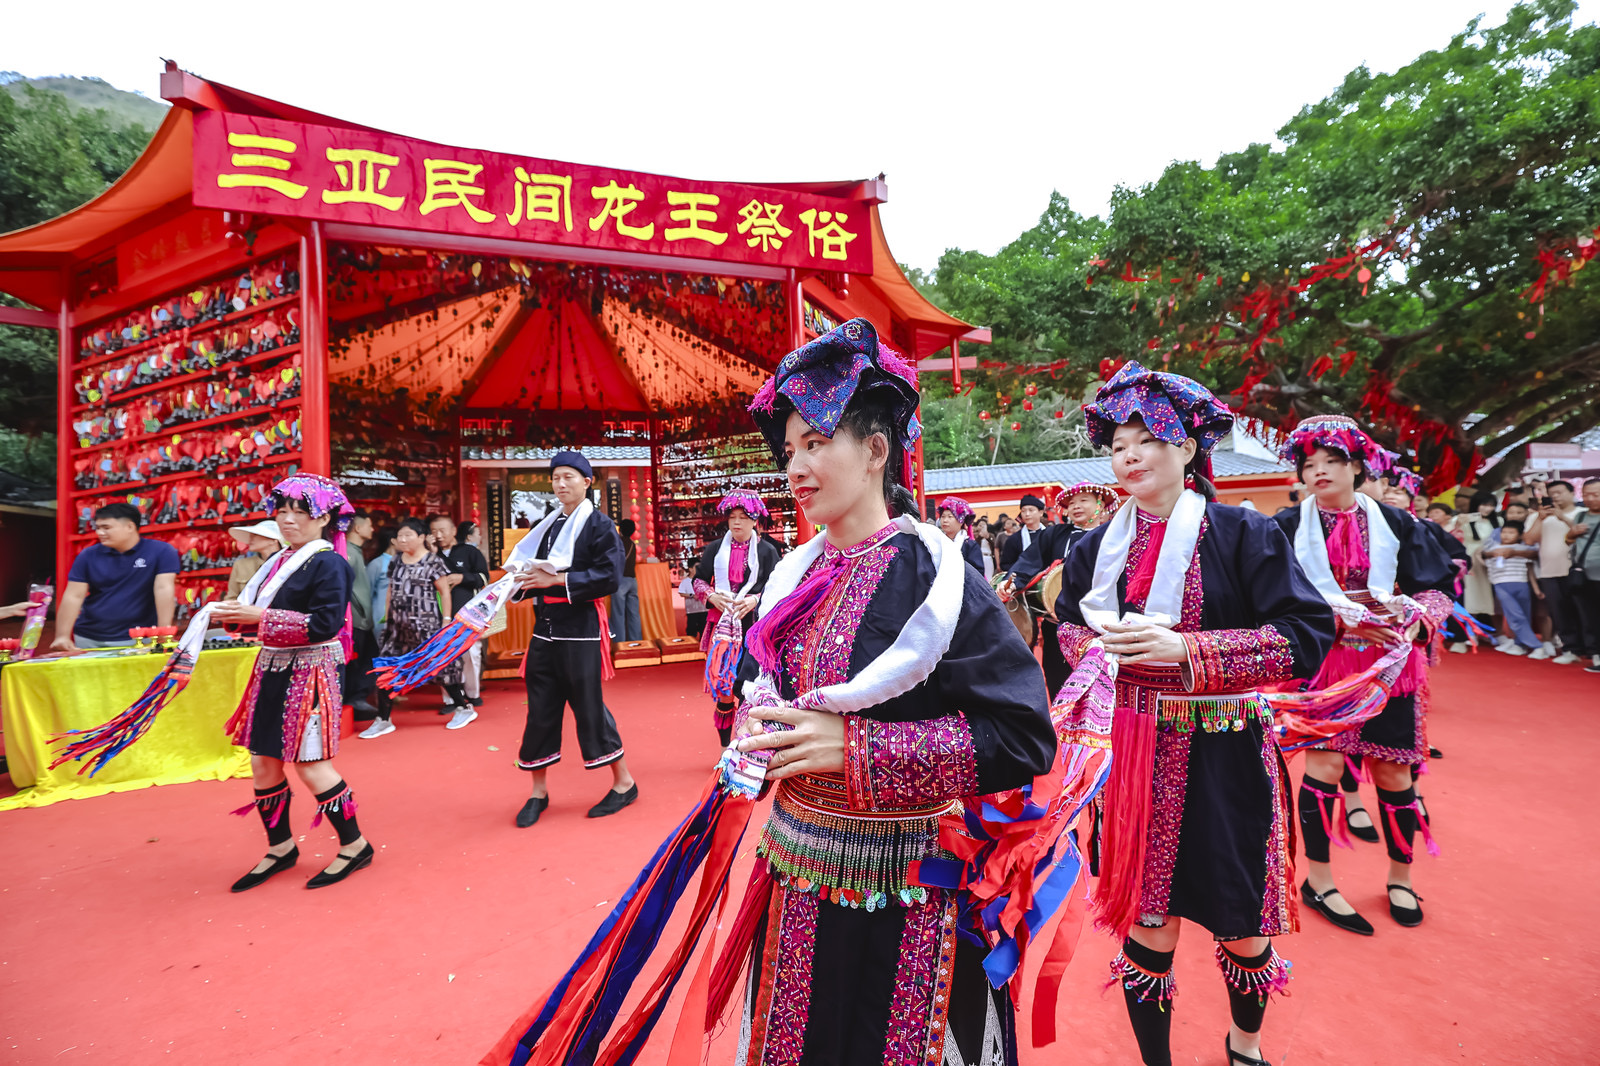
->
[1004,590,1035,645]
[1038,561,1066,624]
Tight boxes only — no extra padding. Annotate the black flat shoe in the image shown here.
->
[1345,805,1380,844]
[1300,881,1374,936]
[1226,1034,1272,1065]
[588,783,639,818]
[469,696,484,708]
[305,842,374,889]
[516,795,549,828]
[1387,883,1424,927]
[1428,746,1443,759]
[230,847,298,893]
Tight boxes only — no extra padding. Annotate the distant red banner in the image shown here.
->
[192,112,873,274]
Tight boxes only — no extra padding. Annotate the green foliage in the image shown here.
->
[0,83,153,442]
[2,73,169,131]
[0,426,55,482]
[923,1,1600,485]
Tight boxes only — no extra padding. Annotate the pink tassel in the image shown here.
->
[1091,704,1158,939]
[1302,779,1352,849]
[1381,799,1440,859]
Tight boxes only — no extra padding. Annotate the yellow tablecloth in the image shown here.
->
[0,647,258,810]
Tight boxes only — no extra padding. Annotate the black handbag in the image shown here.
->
[1570,521,1600,588]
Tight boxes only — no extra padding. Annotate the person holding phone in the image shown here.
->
[1525,478,1585,662]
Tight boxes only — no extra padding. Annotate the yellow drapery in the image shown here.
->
[1,647,258,810]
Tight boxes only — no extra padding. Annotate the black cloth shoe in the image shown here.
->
[230,847,298,893]
[1300,881,1374,936]
[587,784,639,818]
[469,696,484,708]
[305,842,374,889]
[350,698,378,716]
[1345,805,1381,844]
[516,795,549,828]
[1226,1034,1272,1066]
[1387,883,1424,927]
[1428,746,1444,759]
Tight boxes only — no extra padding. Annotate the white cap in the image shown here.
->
[228,519,286,546]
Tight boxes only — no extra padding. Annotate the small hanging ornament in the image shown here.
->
[979,410,991,421]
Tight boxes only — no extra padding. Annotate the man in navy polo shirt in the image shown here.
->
[52,503,180,651]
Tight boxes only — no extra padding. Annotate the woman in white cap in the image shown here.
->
[225,519,285,600]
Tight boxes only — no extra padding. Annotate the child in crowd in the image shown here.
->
[1482,520,1546,657]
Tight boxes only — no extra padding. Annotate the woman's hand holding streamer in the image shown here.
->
[737,704,846,779]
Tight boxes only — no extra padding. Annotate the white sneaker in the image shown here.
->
[1495,636,1516,648]
[1541,641,1558,655]
[1447,642,1469,654]
[1528,647,1554,660]
[1553,651,1580,665]
[359,718,395,739]
[1496,643,1528,656]
[446,707,479,730]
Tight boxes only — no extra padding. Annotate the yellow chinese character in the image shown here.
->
[323,148,405,210]
[736,200,793,253]
[419,159,494,223]
[663,191,727,245]
[798,208,858,261]
[588,181,654,240]
[216,132,308,200]
[506,169,573,230]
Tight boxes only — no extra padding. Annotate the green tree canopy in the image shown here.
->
[0,83,153,477]
[924,0,1599,488]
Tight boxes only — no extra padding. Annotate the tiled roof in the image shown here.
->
[925,452,1290,492]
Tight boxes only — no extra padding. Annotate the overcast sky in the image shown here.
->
[6,1,1593,271]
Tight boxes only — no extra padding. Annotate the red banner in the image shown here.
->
[192,112,873,274]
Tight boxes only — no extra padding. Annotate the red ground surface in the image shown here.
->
[1,652,1594,1065]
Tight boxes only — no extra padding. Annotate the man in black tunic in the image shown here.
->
[997,492,1047,572]
[509,451,637,827]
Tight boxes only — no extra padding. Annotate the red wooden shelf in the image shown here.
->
[69,396,303,455]
[70,513,272,542]
[72,293,301,371]
[68,451,303,501]
[71,343,302,414]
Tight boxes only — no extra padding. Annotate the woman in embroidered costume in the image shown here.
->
[715,319,1054,1065]
[212,474,374,892]
[935,495,986,572]
[1273,416,1454,935]
[694,492,782,747]
[1051,363,1335,1066]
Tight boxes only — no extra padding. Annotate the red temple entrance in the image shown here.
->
[0,63,985,638]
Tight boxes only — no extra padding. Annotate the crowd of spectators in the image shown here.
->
[1423,477,1600,671]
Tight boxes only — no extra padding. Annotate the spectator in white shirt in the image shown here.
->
[1524,478,1585,663]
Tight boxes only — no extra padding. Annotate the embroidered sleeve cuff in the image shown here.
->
[1412,589,1453,641]
[846,713,979,811]
[692,579,714,603]
[259,608,311,647]
[1059,623,1098,667]
[1182,626,1296,692]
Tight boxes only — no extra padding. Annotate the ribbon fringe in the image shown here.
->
[49,651,196,777]
[374,619,477,695]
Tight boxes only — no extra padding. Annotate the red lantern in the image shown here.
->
[1024,383,1038,397]
[1023,399,1034,411]
[979,410,991,421]
[1053,410,1065,418]
[1010,421,1021,432]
